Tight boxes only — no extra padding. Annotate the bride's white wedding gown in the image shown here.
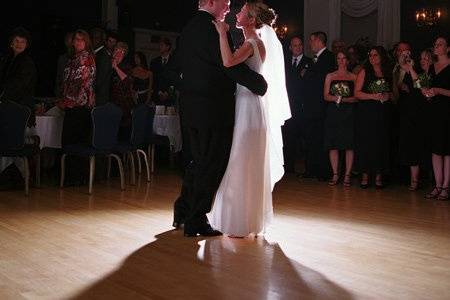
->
[207,39,273,236]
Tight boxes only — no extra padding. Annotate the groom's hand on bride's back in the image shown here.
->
[253,73,268,96]
[225,64,268,96]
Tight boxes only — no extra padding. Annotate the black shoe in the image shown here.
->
[360,182,369,189]
[198,225,222,237]
[184,224,222,237]
[172,221,184,229]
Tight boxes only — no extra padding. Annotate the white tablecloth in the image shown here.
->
[153,114,182,152]
[35,115,64,149]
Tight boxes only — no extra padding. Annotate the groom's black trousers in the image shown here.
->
[174,125,233,230]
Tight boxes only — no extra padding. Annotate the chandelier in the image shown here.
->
[415,8,442,27]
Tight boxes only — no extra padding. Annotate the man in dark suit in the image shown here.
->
[92,29,117,106]
[302,31,335,180]
[150,37,176,105]
[167,0,267,237]
[283,36,312,173]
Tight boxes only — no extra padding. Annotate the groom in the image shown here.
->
[168,0,268,237]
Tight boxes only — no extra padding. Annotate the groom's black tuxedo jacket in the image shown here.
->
[166,11,267,129]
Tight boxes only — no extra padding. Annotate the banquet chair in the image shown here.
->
[112,104,151,183]
[60,103,124,194]
[144,106,169,173]
[0,101,40,196]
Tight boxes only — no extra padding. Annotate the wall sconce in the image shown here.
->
[415,8,442,27]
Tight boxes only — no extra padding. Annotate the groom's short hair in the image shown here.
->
[311,31,327,46]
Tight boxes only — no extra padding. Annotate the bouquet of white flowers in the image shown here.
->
[331,82,351,106]
[413,73,431,89]
[368,78,390,93]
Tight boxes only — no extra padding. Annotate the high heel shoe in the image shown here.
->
[425,186,442,199]
[343,174,352,187]
[328,173,339,186]
[360,178,369,189]
[437,187,449,201]
[408,180,420,191]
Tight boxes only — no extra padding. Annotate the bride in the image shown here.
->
[207,1,291,237]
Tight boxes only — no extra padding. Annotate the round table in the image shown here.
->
[153,114,182,152]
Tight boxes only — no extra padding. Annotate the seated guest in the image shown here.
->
[323,50,357,186]
[423,36,450,200]
[150,37,175,105]
[110,42,136,141]
[131,51,153,104]
[60,29,96,146]
[355,46,394,189]
[0,27,37,125]
[0,27,37,186]
[55,32,73,98]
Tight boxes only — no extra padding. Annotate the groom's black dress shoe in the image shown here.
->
[184,225,222,237]
[172,221,185,230]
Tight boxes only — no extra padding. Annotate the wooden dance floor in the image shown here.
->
[0,171,449,299]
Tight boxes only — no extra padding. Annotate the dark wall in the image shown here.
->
[401,0,450,52]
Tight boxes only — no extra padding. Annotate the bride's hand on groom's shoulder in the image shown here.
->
[212,20,229,36]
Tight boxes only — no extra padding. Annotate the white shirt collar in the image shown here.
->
[292,54,303,66]
[315,47,327,58]
[94,45,104,54]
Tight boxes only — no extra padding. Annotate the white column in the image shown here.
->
[102,0,118,30]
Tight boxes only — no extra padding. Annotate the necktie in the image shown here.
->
[313,55,318,63]
[292,57,298,68]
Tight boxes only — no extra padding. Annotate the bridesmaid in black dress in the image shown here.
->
[355,46,394,188]
[396,46,431,191]
[323,50,357,187]
[422,36,450,200]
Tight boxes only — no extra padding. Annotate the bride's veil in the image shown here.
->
[258,24,292,190]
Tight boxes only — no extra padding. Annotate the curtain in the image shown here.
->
[342,0,378,18]
[328,0,342,47]
[377,0,401,48]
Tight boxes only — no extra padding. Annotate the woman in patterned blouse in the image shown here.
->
[60,29,96,146]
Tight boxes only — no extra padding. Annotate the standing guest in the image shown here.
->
[91,29,117,106]
[110,42,136,141]
[55,32,73,97]
[60,29,96,146]
[150,37,175,105]
[59,30,96,185]
[323,50,357,186]
[331,39,346,56]
[0,27,37,124]
[283,36,312,173]
[423,36,450,200]
[395,43,429,191]
[347,45,363,74]
[355,46,393,188]
[131,51,153,104]
[302,31,335,180]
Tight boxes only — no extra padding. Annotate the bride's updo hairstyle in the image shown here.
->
[246,1,277,28]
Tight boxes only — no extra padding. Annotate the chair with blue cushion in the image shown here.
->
[60,103,125,194]
[112,104,151,184]
[0,101,40,195]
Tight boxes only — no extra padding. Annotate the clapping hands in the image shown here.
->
[212,20,229,36]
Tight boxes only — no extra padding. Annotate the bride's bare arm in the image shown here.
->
[213,20,253,68]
